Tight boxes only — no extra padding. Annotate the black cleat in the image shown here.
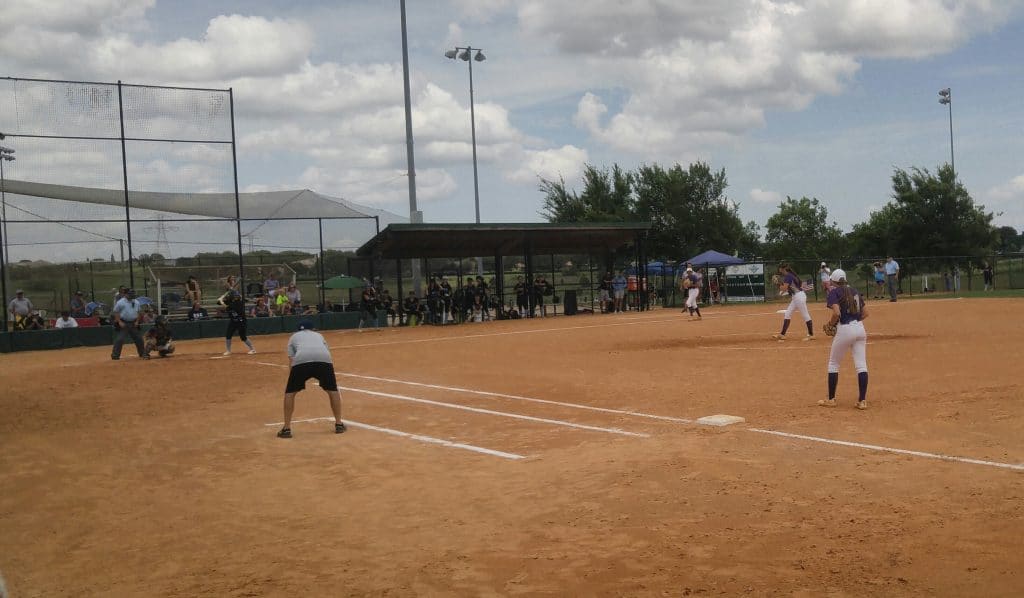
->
[335,422,347,434]
[277,428,292,439]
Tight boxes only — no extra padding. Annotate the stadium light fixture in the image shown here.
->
[938,88,954,180]
[445,46,487,274]
[0,133,14,319]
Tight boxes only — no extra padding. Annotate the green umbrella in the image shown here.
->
[322,275,367,290]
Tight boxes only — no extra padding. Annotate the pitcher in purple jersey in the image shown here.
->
[818,269,870,409]
[771,263,815,341]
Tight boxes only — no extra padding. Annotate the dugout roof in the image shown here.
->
[356,222,652,259]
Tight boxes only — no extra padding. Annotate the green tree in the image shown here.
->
[763,196,844,261]
[541,161,750,259]
[996,226,1020,253]
[851,165,996,261]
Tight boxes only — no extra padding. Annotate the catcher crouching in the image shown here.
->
[144,316,175,357]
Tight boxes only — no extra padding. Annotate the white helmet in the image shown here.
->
[829,269,847,282]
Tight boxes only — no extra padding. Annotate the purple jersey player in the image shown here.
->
[684,267,703,320]
[772,263,815,341]
[819,269,870,409]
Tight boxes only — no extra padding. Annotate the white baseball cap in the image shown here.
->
[829,269,847,282]
[820,262,827,266]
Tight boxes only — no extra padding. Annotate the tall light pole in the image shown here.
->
[399,0,423,295]
[938,88,954,180]
[0,132,13,331]
[446,45,486,275]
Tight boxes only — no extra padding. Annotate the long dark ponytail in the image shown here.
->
[834,279,859,314]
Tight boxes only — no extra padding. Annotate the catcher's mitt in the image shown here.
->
[823,321,838,337]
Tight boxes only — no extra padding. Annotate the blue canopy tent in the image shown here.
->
[682,250,747,305]
[684,250,745,267]
[627,261,679,277]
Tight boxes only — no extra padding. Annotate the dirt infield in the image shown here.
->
[2,297,1023,596]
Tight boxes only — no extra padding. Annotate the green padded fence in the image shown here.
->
[0,311,376,354]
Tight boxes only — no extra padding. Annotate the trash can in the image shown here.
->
[563,290,578,315]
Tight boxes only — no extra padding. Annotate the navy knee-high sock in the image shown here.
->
[828,372,838,399]
[857,372,868,402]
[781,319,791,335]
[695,305,701,316]
[806,320,814,336]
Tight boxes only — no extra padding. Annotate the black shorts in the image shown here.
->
[285,362,338,394]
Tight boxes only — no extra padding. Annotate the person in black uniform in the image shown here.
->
[427,277,442,324]
[462,278,477,322]
[402,291,422,326]
[439,277,453,323]
[513,276,529,318]
[533,276,547,317]
[218,290,255,355]
[359,284,379,331]
[475,275,490,321]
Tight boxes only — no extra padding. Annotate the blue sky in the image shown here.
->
[2,0,1023,262]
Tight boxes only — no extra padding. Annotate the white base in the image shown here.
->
[697,414,746,427]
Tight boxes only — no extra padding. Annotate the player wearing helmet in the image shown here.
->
[218,289,256,356]
[144,315,175,357]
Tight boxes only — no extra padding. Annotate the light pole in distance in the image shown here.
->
[938,88,954,180]
[445,45,486,275]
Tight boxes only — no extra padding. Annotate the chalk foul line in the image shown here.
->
[748,428,1024,472]
[263,417,524,460]
[335,372,693,424]
[340,386,648,438]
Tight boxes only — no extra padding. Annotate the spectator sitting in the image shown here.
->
[402,291,422,326]
[139,306,156,324]
[280,302,295,316]
[301,304,318,315]
[8,289,34,329]
[23,310,47,330]
[54,310,79,329]
[285,283,301,305]
[70,291,88,318]
[251,296,271,318]
[187,301,209,321]
[264,273,280,297]
[379,289,396,325]
[274,291,290,315]
[85,300,104,317]
[185,275,202,304]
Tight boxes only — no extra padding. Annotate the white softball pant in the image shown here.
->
[783,290,811,322]
[827,320,868,374]
[686,288,700,308]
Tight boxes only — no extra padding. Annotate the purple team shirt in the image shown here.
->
[783,272,801,295]
[826,286,864,324]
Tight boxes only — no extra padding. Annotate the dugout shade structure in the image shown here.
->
[356,222,653,317]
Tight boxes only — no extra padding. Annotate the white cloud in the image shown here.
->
[988,174,1024,201]
[517,0,1009,156]
[92,15,313,81]
[506,145,589,184]
[750,188,782,204]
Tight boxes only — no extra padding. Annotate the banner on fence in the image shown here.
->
[725,263,765,302]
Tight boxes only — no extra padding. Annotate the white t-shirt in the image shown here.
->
[287,329,333,366]
[54,317,79,329]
